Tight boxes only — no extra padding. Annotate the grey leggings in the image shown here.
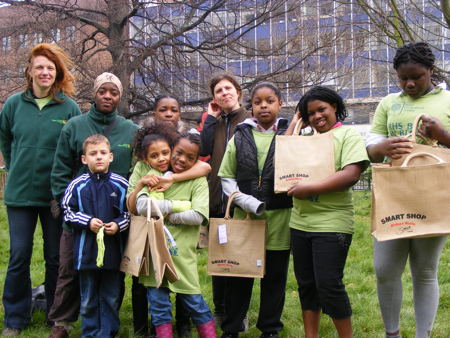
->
[374,236,447,338]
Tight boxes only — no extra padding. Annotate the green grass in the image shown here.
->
[0,191,449,337]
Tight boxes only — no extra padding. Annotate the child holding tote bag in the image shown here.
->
[218,82,292,338]
[287,86,369,338]
[366,42,450,338]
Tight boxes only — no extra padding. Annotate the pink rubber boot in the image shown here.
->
[155,322,173,338]
[196,320,216,338]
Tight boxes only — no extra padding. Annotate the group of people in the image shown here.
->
[0,40,447,338]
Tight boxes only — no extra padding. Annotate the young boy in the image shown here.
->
[61,134,130,337]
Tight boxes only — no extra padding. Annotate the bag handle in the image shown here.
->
[224,191,240,219]
[406,114,437,145]
[401,152,444,167]
[293,118,317,136]
[148,197,176,247]
[224,191,254,220]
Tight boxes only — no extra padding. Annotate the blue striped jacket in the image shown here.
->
[62,171,130,270]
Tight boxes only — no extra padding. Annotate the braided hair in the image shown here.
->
[393,42,441,84]
[296,86,348,123]
[133,120,179,161]
[153,94,181,111]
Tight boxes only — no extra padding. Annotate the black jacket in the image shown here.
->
[234,119,292,210]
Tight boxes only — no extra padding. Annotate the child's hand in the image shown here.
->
[207,101,222,118]
[419,115,448,144]
[104,222,119,235]
[139,174,160,189]
[89,218,104,233]
[155,175,174,192]
[287,183,315,200]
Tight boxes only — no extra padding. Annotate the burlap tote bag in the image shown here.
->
[208,191,266,278]
[147,198,179,287]
[391,115,450,166]
[274,119,335,193]
[120,200,151,277]
[371,152,450,241]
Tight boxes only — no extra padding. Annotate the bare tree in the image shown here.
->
[339,0,449,86]
[0,0,359,118]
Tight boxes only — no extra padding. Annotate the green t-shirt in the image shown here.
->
[140,176,209,294]
[218,129,291,250]
[35,96,52,110]
[289,126,369,234]
[370,87,450,138]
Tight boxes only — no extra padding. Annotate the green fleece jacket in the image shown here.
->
[51,104,139,203]
[0,90,80,207]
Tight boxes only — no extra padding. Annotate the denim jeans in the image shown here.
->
[2,206,62,329]
[291,229,353,320]
[79,269,122,337]
[147,287,212,326]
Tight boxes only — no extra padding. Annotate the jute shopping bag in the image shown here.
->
[120,204,151,277]
[208,191,266,278]
[274,119,335,193]
[147,198,179,287]
[391,115,450,166]
[371,152,450,241]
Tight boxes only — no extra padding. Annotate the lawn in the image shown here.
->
[0,191,448,337]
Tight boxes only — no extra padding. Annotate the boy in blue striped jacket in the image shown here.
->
[61,134,130,337]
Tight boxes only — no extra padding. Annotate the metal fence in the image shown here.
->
[352,167,372,191]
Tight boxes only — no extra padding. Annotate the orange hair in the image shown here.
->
[26,43,76,101]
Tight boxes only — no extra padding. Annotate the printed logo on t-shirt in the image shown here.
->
[51,119,67,125]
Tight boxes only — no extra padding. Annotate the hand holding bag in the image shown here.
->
[371,152,450,241]
[274,119,335,193]
[390,114,450,166]
[207,191,266,278]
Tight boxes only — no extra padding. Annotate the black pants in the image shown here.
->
[291,228,352,319]
[221,250,290,334]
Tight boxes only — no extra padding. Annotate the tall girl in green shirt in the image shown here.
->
[218,82,292,337]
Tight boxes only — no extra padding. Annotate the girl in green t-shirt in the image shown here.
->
[287,86,369,338]
[218,82,292,337]
[366,42,449,338]
[127,118,212,336]
[136,133,215,338]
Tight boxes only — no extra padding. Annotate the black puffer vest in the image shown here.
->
[234,119,293,210]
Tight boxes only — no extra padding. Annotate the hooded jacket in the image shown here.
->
[0,90,80,206]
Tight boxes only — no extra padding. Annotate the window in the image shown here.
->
[2,36,11,51]
[18,34,28,48]
[33,32,43,45]
[65,26,75,42]
[51,28,61,42]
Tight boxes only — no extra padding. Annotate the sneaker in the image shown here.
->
[1,328,21,337]
[48,326,69,338]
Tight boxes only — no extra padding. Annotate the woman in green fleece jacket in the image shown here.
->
[0,43,80,336]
